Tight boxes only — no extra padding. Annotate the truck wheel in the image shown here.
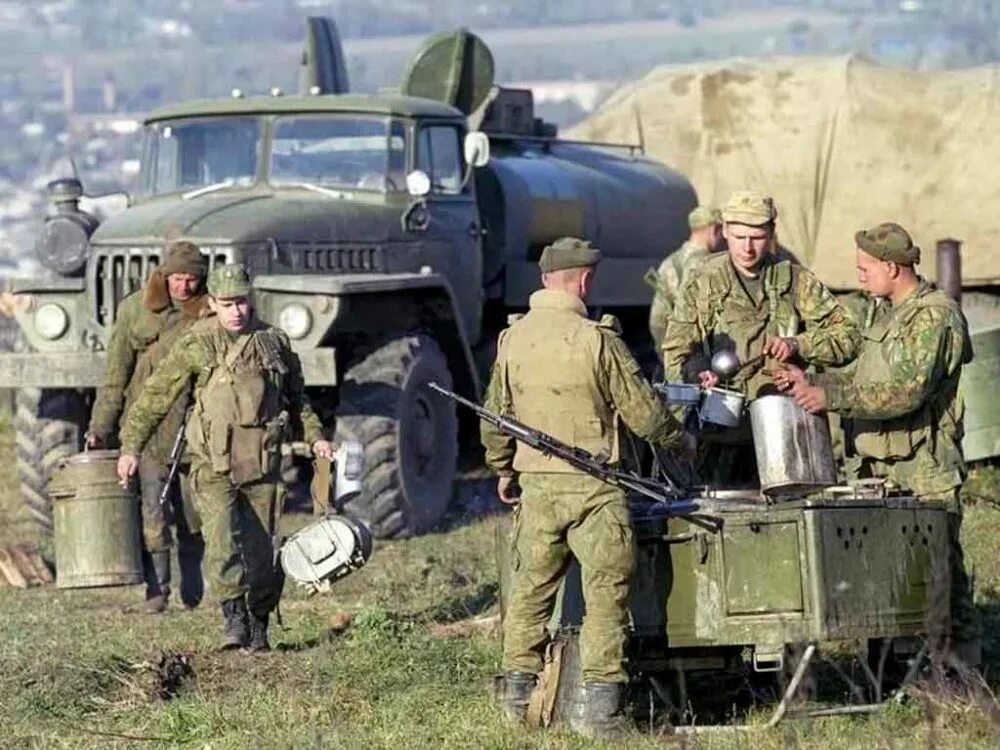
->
[335,334,457,538]
[14,388,86,535]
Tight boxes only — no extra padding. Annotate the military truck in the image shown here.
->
[2,21,696,539]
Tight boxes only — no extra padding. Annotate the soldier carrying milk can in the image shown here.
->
[482,237,684,738]
[85,240,210,613]
[117,263,334,651]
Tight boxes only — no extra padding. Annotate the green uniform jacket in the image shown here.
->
[88,271,209,464]
[661,253,860,398]
[481,289,682,476]
[647,240,713,347]
[119,316,324,476]
[818,281,971,496]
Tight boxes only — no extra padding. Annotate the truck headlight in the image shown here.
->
[278,302,312,339]
[34,303,69,340]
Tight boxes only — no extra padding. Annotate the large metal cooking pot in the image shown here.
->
[749,395,837,496]
[699,387,745,427]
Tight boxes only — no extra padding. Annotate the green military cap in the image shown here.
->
[538,237,601,273]
[688,205,722,229]
[721,190,777,226]
[207,263,252,298]
[161,240,208,278]
[855,222,921,265]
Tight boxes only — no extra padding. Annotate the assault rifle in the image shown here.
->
[159,408,191,507]
[428,382,696,512]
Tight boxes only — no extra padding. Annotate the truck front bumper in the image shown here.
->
[0,348,337,388]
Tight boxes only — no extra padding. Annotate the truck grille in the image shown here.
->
[288,243,383,273]
[90,247,229,326]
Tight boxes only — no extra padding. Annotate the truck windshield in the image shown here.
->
[139,117,260,196]
[270,116,407,192]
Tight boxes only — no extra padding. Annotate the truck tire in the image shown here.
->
[335,334,457,538]
[14,388,86,535]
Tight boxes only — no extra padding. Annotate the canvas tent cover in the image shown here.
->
[571,55,1000,290]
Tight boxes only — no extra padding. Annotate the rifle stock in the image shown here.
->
[159,408,191,507]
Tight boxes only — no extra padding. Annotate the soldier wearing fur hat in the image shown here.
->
[117,263,332,652]
[775,222,982,668]
[482,237,683,738]
[86,240,210,613]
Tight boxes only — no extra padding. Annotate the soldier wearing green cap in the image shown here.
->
[117,263,333,651]
[661,190,859,484]
[86,240,210,613]
[482,236,683,738]
[645,205,723,349]
[775,222,981,667]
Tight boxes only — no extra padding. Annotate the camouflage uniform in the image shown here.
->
[646,205,721,349]
[87,242,209,607]
[815,223,980,646]
[120,265,324,634]
[661,192,859,484]
[482,240,683,686]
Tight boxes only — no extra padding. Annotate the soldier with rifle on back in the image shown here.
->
[85,240,209,613]
[117,263,334,652]
[480,237,684,739]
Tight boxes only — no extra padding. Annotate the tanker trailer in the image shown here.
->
[0,23,696,542]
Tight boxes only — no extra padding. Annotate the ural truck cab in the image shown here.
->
[4,24,697,539]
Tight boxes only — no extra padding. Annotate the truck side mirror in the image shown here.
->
[463,131,490,168]
[405,170,431,198]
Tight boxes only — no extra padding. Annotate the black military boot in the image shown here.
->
[248,611,271,653]
[144,551,172,614]
[495,671,536,724]
[220,597,250,650]
[569,682,628,739]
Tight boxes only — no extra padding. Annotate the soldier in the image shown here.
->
[482,237,683,738]
[646,205,723,348]
[85,240,210,613]
[775,222,982,667]
[116,263,333,652]
[661,190,859,484]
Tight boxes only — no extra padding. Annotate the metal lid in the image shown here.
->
[401,29,495,115]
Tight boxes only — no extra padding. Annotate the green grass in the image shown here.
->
[3,435,1000,746]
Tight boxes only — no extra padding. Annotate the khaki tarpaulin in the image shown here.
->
[571,55,1000,289]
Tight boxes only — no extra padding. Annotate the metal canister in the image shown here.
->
[699,387,745,427]
[49,450,143,588]
[749,395,837,496]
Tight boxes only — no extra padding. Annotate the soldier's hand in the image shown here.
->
[772,364,808,392]
[311,439,334,460]
[116,453,139,487]
[497,476,521,505]
[790,382,828,414]
[763,336,799,363]
[697,370,719,389]
[84,432,104,449]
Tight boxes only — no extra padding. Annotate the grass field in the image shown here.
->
[2,411,1000,748]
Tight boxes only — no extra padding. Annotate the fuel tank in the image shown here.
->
[477,140,696,306]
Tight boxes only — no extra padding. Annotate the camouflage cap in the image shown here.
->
[688,205,722,229]
[855,222,920,265]
[161,240,207,278]
[721,190,777,226]
[207,263,252,298]
[538,237,601,273]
